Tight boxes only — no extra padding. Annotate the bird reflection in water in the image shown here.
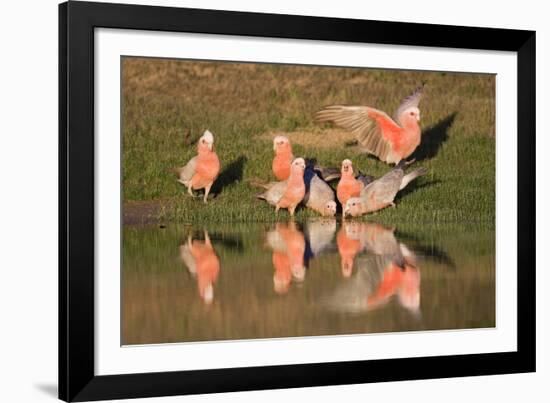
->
[265,222,307,294]
[179,230,220,304]
[336,221,369,278]
[329,222,421,315]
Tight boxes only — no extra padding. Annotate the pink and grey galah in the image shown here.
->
[344,160,428,217]
[171,130,221,203]
[256,157,307,217]
[316,84,425,164]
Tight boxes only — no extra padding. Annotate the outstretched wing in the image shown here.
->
[393,84,424,125]
[316,105,400,162]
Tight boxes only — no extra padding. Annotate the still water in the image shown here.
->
[122,220,495,345]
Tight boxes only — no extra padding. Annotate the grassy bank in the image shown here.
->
[122,58,495,224]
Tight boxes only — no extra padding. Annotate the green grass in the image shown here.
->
[122,58,495,224]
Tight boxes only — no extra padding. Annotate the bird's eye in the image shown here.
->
[410,112,414,116]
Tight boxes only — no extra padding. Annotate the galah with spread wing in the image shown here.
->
[171,130,221,203]
[316,84,424,164]
[272,135,340,182]
[344,160,428,217]
[255,157,306,216]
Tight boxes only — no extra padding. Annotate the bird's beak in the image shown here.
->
[207,142,214,151]
[343,207,349,217]
[416,114,420,122]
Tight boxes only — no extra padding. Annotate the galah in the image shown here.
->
[179,230,220,304]
[316,84,424,164]
[256,157,306,216]
[336,159,373,216]
[272,135,294,181]
[303,164,337,217]
[336,221,370,278]
[171,129,221,203]
[344,160,428,217]
[266,222,307,292]
[272,135,340,182]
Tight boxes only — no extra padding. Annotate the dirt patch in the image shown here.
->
[261,129,358,149]
[123,200,165,225]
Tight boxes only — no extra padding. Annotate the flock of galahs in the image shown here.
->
[172,84,429,217]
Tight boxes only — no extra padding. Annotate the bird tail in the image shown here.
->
[168,167,183,176]
[395,158,416,171]
[255,192,267,201]
[357,172,375,187]
[400,167,428,190]
[247,178,271,189]
[316,166,340,182]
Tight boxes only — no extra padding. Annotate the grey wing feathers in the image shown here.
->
[393,84,424,125]
[174,157,197,185]
[399,167,428,190]
[357,173,375,187]
[257,181,287,205]
[316,105,393,161]
[305,174,335,211]
[361,169,403,204]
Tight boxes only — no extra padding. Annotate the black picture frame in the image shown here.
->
[59,1,536,401]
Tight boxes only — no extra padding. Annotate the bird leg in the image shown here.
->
[203,183,212,203]
[204,230,211,246]
[187,185,194,197]
[289,205,296,217]
[275,205,280,216]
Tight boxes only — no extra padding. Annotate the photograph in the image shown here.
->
[121,57,495,345]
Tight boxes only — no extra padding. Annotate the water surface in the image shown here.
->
[122,220,495,345]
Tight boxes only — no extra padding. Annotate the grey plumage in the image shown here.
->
[255,180,287,206]
[344,162,428,216]
[303,166,337,216]
[171,156,197,187]
[393,83,425,125]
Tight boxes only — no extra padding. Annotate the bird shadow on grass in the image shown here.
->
[412,112,457,161]
[211,156,247,197]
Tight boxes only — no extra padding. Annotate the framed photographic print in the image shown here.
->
[59,1,535,401]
